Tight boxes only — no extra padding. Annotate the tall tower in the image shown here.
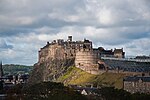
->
[0,61,4,78]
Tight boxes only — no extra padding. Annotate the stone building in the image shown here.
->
[123,76,150,93]
[38,36,93,63]
[97,47,114,57]
[114,48,125,58]
[38,36,125,73]
[93,47,125,58]
[75,49,99,71]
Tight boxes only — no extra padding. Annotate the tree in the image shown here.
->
[99,87,131,100]
[22,82,86,100]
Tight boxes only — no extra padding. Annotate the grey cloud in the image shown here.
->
[0,0,86,37]
[0,39,13,49]
[0,0,150,64]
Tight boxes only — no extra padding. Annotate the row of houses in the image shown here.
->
[123,76,150,94]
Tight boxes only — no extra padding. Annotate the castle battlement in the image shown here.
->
[38,36,94,62]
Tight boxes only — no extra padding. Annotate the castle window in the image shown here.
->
[83,44,86,48]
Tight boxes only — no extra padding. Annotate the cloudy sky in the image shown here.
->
[0,0,150,65]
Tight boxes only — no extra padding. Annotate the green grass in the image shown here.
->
[92,72,126,89]
[58,66,78,81]
[57,66,127,89]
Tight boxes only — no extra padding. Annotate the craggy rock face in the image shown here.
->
[28,58,75,84]
[39,44,66,63]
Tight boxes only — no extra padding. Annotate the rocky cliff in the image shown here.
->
[28,58,75,84]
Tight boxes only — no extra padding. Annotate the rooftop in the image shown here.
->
[102,58,150,72]
[124,76,150,82]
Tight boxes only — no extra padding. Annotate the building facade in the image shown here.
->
[123,76,150,94]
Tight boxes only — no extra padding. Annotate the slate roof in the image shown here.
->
[123,76,150,82]
[103,59,150,72]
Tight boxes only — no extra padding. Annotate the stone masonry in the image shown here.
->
[38,36,125,74]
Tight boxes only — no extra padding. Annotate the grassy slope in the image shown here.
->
[58,66,127,89]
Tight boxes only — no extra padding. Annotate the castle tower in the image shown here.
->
[0,61,4,78]
[68,36,72,42]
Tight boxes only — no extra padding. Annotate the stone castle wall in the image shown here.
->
[38,36,93,64]
[39,44,65,63]
[75,49,99,70]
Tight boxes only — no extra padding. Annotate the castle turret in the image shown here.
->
[114,48,125,58]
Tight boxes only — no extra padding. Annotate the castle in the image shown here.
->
[38,36,125,74]
[37,36,150,94]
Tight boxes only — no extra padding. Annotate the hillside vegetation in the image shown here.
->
[29,58,75,84]
[58,66,127,89]
[3,64,33,75]
[6,81,86,100]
